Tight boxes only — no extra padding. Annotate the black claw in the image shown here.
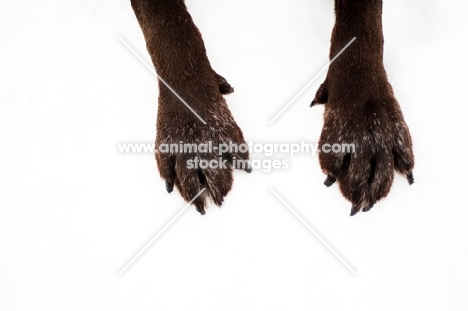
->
[245,164,252,173]
[165,180,174,193]
[407,171,414,185]
[324,174,336,187]
[310,99,316,107]
[362,204,374,213]
[350,205,360,216]
[195,205,206,215]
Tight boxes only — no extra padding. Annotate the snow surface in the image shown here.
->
[1,0,468,310]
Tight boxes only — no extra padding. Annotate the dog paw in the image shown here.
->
[316,95,414,215]
[130,0,248,214]
[155,92,249,215]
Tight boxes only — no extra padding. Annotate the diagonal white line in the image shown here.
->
[269,188,357,275]
[118,36,207,125]
[117,188,206,276]
[268,37,356,124]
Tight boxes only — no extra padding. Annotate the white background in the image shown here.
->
[1,0,467,310]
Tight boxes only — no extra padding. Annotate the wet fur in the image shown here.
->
[312,0,414,215]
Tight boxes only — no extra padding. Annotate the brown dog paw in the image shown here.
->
[155,94,250,215]
[317,97,414,215]
[312,0,415,215]
[131,0,249,214]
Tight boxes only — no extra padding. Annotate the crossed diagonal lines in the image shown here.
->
[117,36,357,276]
[118,188,206,276]
[269,189,357,275]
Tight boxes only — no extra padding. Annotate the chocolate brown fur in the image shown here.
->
[312,0,414,215]
[130,0,414,216]
[131,0,248,214]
